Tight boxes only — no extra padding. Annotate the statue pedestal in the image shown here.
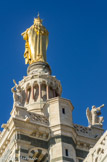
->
[27,62,51,75]
[90,125,104,139]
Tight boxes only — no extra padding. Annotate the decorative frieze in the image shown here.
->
[74,124,103,139]
[74,124,92,135]
[31,131,49,140]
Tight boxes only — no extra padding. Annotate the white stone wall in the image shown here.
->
[84,131,107,162]
[45,97,73,128]
[49,142,63,160]
[62,143,76,162]
[59,101,73,127]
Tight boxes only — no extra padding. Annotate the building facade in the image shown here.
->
[84,131,107,162]
[0,15,105,162]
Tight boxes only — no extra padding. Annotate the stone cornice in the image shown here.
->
[19,74,62,90]
[43,97,74,111]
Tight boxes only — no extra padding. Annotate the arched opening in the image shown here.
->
[56,87,60,97]
[41,83,47,101]
[26,84,31,104]
[33,83,39,101]
[55,90,59,97]
[28,148,48,162]
[27,87,31,103]
[49,86,54,99]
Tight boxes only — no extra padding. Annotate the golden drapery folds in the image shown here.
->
[21,14,49,64]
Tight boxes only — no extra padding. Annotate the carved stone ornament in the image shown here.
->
[11,80,24,107]
[86,104,104,127]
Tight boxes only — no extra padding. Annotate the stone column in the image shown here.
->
[25,88,28,104]
[47,84,49,100]
[39,83,42,100]
[31,85,34,100]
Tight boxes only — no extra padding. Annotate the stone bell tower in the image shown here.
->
[0,15,104,162]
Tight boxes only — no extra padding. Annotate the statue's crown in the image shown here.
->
[34,13,42,25]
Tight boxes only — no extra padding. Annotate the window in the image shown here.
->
[62,108,65,114]
[65,149,69,156]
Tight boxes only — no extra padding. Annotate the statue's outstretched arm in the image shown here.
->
[13,80,17,88]
[96,104,104,111]
[100,104,104,108]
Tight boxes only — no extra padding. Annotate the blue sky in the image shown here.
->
[0,0,107,131]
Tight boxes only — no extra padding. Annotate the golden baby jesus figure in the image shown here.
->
[21,14,49,64]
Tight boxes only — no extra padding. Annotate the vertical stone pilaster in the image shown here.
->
[39,83,42,100]
[25,88,28,104]
[31,85,34,100]
[47,84,49,100]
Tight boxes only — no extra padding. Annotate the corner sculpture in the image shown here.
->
[21,13,49,64]
[86,104,104,127]
[11,80,23,107]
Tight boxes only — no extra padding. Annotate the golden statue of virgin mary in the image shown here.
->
[21,14,49,64]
